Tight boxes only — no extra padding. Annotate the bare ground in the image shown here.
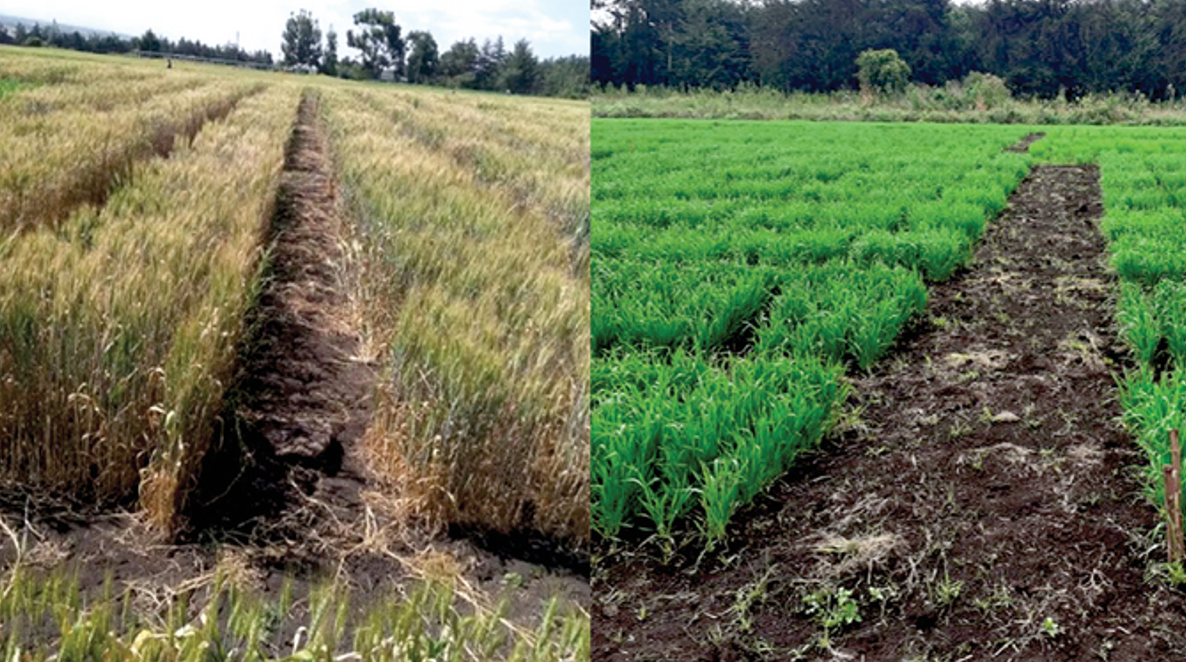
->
[593,165,1186,660]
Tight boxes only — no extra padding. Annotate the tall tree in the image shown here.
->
[671,0,748,89]
[440,38,480,87]
[476,37,508,89]
[281,9,323,68]
[1154,0,1186,98]
[540,54,591,97]
[136,29,162,52]
[501,38,540,94]
[322,28,338,76]
[347,9,404,78]
[406,30,439,84]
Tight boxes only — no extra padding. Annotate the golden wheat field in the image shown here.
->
[0,45,589,660]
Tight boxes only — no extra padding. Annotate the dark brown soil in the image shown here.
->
[1004,132,1046,153]
[242,90,372,464]
[174,91,374,536]
[593,165,1186,660]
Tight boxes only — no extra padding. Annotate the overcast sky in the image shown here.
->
[0,0,588,59]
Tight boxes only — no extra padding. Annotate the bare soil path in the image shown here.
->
[187,89,375,531]
[593,165,1186,660]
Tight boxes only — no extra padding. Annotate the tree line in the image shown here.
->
[0,9,589,98]
[278,7,588,97]
[0,20,273,64]
[592,0,1186,100]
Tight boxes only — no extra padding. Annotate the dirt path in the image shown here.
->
[593,165,1186,660]
[242,90,371,466]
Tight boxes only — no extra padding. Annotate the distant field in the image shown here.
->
[0,45,589,659]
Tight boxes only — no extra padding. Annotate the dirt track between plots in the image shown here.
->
[238,91,371,465]
[593,165,1186,660]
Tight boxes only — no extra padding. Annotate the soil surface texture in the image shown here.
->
[239,91,371,465]
[593,165,1186,661]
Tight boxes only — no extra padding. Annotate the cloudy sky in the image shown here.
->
[0,0,588,59]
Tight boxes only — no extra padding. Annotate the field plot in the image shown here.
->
[0,46,588,660]
[592,119,1032,549]
[594,119,1186,660]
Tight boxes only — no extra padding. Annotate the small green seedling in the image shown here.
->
[1041,616,1060,638]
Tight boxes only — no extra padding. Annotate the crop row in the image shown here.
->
[0,79,299,530]
[0,68,261,232]
[593,351,845,546]
[322,84,591,547]
[594,261,927,369]
[592,120,1036,547]
[1035,127,1186,517]
[350,88,591,276]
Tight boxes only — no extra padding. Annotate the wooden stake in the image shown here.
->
[1166,464,1181,564]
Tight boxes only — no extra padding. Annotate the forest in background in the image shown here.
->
[592,0,1186,100]
[0,13,590,98]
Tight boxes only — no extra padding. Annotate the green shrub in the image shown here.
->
[856,49,911,97]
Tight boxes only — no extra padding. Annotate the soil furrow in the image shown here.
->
[1005,132,1046,153]
[593,165,1186,660]
[9,86,262,233]
[190,91,374,531]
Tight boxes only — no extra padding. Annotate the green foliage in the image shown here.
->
[501,39,540,95]
[0,568,589,661]
[280,9,323,68]
[0,77,23,100]
[594,0,1186,102]
[405,30,439,84]
[962,71,1011,108]
[856,49,911,96]
[347,8,404,78]
[136,29,162,53]
[803,586,861,630]
[592,351,846,540]
[1041,616,1061,638]
[592,120,1034,550]
[1040,124,1186,547]
[1119,282,1161,367]
[321,29,338,76]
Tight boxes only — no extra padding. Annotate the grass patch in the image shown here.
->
[0,77,24,99]
[592,83,1186,125]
